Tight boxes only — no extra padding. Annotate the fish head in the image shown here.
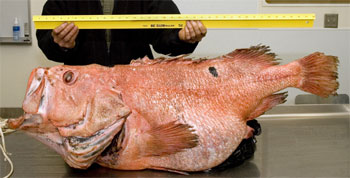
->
[22,64,128,128]
[9,64,129,169]
[22,65,91,126]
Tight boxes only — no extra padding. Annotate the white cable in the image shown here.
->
[0,119,14,178]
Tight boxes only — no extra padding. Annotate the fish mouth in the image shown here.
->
[7,68,48,130]
[7,113,126,169]
[7,113,47,131]
[7,113,66,159]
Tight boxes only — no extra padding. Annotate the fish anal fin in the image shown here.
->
[224,45,280,67]
[143,121,198,156]
[247,92,288,120]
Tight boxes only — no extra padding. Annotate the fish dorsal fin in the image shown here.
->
[130,54,198,66]
[130,45,279,67]
[129,56,154,66]
[223,45,280,66]
[143,121,198,156]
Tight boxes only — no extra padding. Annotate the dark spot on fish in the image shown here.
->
[208,67,218,77]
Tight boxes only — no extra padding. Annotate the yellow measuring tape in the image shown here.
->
[33,14,315,29]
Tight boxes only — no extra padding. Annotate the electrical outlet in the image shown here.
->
[324,14,338,28]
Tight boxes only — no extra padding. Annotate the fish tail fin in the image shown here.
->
[297,52,339,97]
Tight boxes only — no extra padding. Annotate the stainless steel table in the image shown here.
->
[1,104,349,177]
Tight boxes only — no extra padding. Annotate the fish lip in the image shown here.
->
[7,113,44,130]
[21,114,43,129]
[7,116,25,129]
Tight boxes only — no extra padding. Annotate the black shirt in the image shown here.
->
[36,0,198,66]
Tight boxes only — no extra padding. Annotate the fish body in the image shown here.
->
[8,46,338,173]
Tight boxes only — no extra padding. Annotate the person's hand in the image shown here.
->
[51,22,79,49]
[178,20,207,44]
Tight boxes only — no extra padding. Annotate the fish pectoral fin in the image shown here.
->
[143,120,198,156]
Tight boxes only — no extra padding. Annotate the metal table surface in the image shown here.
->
[1,104,349,177]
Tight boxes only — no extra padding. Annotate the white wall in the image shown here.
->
[259,0,350,29]
[173,0,257,14]
[0,0,349,107]
[0,0,59,108]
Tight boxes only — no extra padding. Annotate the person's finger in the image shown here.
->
[52,23,67,44]
[186,21,196,39]
[56,23,75,40]
[197,21,207,36]
[65,28,79,48]
[185,26,191,40]
[60,26,79,48]
[52,23,68,35]
[51,31,62,44]
[190,20,202,39]
[69,27,79,44]
[63,24,79,43]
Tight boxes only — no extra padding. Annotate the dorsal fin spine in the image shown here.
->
[129,45,279,67]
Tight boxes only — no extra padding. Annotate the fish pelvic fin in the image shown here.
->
[298,52,339,98]
[143,121,198,157]
[223,45,280,67]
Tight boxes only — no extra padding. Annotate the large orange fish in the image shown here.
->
[8,45,338,173]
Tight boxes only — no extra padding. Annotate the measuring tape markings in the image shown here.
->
[33,14,315,29]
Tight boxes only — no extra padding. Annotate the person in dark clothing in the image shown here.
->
[36,0,207,66]
[36,0,261,171]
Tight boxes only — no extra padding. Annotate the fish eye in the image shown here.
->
[63,71,75,85]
